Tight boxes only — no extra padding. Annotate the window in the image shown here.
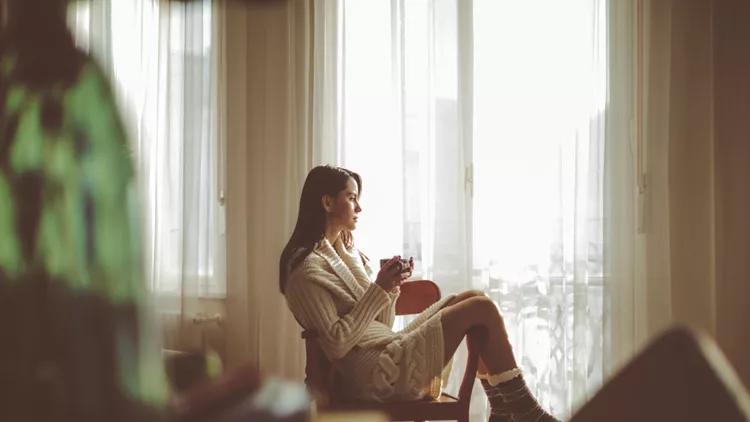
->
[68,0,223,297]
[339,0,606,417]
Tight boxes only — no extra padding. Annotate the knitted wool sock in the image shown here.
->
[480,378,512,422]
[481,369,560,422]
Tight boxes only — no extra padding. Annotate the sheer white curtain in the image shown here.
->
[321,0,614,419]
[222,0,318,378]
[472,1,607,417]
[67,0,225,349]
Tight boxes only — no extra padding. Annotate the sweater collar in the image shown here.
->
[314,237,371,298]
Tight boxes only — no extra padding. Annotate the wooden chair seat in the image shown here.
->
[299,280,479,422]
[324,394,467,422]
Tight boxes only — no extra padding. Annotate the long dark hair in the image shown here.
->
[279,165,362,293]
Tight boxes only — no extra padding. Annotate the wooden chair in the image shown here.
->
[300,280,480,422]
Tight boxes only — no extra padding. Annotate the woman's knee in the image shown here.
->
[458,295,500,323]
[452,289,487,304]
[470,295,496,312]
[443,295,488,325]
[465,289,487,298]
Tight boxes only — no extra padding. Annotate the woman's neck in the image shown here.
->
[324,227,341,246]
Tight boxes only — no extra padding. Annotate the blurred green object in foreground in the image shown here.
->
[0,4,169,421]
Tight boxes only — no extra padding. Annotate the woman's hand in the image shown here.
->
[375,256,406,291]
[375,256,415,292]
[400,257,414,282]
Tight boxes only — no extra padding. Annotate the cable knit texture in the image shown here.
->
[284,237,455,402]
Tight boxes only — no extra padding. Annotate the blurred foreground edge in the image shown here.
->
[168,364,310,422]
[570,326,750,422]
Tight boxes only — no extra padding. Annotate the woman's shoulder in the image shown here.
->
[346,242,372,273]
[294,247,327,269]
[287,250,330,284]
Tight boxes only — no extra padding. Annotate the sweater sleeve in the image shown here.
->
[361,254,400,328]
[376,288,400,328]
[285,276,391,360]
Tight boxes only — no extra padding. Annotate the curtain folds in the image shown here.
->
[67,0,224,356]
[608,0,750,393]
[223,0,319,379]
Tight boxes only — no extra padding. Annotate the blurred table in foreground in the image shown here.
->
[314,411,387,422]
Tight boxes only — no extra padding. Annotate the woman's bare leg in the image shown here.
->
[440,293,559,422]
[444,289,487,305]
[440,294,516,374]
[440,289,490,374]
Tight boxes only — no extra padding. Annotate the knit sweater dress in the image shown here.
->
[284,237,456,402]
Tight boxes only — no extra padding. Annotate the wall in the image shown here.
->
[159,298,227,360]
[642,0,750,390]
[713,0,750,390]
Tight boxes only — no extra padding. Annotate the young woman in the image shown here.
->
[280,165,559,422]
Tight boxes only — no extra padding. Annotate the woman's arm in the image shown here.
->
[362,257,400,327]
[285,273,391,360]
[377,289,400,328]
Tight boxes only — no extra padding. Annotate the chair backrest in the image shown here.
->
[299,280,442,404]
[395,279,442,316]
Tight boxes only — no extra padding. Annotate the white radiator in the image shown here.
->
[159,311,226,365]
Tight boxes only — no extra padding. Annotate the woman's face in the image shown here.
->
[325,177,362,232]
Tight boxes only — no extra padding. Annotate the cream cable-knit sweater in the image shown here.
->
[284,237,455,400]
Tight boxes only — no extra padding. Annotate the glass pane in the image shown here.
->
[473,0,607,416]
